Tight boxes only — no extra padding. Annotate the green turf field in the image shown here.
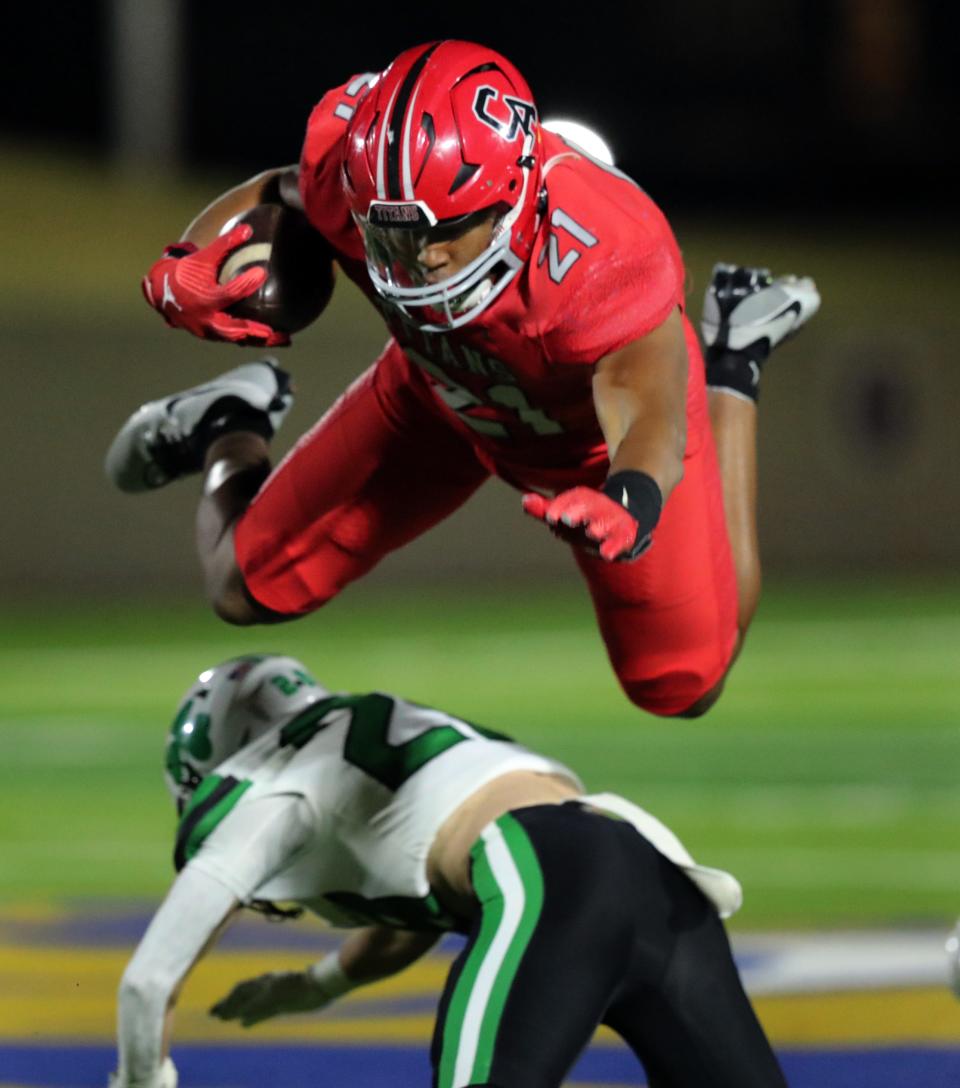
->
[1,580,957,929]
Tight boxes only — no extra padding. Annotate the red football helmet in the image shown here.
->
[342,40,542,330]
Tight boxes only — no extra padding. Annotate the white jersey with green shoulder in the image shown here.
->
[174,687,581,931]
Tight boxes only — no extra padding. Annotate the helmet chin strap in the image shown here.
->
[445,275,493,318]
[432,260,520,331]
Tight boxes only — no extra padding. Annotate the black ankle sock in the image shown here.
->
[198,398,274,447]
[705,344,770,403]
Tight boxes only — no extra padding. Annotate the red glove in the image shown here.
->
[141,224,290,347]
[522,473,662,562]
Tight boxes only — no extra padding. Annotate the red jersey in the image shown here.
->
[235,74,737,709]
[299,77,701,484]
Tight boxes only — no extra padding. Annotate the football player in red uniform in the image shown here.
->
[108,41,819,718]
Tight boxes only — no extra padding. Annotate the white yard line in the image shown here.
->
[734,928,955,994]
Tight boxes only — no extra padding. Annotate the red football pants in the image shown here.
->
[234,342,738,716]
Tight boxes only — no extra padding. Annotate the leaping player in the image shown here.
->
[109,653,787,1088]
[107,40,819,718]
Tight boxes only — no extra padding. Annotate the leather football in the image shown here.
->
[219,203,335,333]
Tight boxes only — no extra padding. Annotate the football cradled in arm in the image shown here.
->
[523,308,688,561]
[141,165,329,347]
[217,203,335,336]
[142,224,290,346]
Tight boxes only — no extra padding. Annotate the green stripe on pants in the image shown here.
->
[437,812,546,1088]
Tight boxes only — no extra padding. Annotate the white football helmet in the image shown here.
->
[164,654,329,811]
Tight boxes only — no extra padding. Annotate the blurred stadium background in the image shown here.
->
[2,1,958,1085]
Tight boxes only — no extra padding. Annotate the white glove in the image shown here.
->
[209,955,356,1027]
[109,1056,178,1088]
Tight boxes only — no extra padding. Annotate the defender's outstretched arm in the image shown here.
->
[112,868,239,1087]
[210,926,439,1028]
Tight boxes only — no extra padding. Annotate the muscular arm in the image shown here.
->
[521,307,688,559]
[592,306,688,502]
[181,165,302,247]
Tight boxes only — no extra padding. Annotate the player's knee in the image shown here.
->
[671,679,726,718]
[209,577,295,627]
[619,672,726,718]
[211,592,260,626]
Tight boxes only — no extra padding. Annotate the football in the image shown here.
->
[218,203,335,334]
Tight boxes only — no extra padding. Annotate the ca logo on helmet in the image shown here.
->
[473,86,538,142]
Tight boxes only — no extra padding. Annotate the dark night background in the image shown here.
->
[7,0,959,214]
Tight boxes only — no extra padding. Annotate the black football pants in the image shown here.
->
[431,802,787,1088]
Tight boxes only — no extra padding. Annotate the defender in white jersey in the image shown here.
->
[111,654,786,1088]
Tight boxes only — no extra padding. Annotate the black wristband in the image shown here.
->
[601,470,663,539]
